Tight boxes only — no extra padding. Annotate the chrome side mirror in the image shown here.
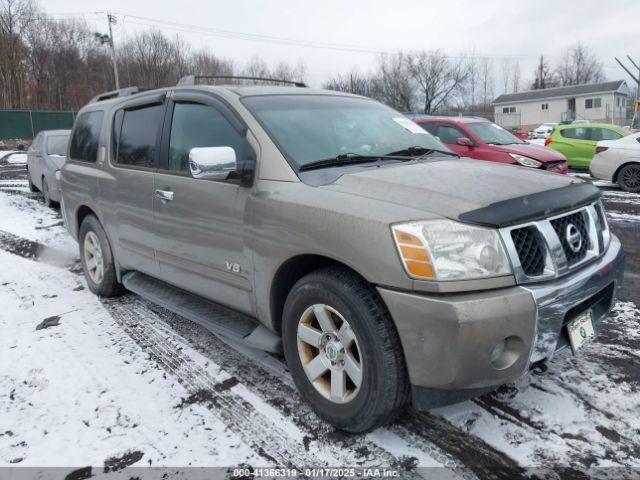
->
[189,147,237,181]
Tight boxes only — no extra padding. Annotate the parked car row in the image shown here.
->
[591,132,640,192]
[415,116,568,173]
[48,79,624,433]
[25,129,71,207]
[544,123,627,169]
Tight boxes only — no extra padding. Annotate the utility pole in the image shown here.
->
[107,13,120,90]
[614,56,640,129]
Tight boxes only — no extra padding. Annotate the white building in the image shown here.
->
[493,80,630,131]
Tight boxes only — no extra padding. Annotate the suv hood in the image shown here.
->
[325,158,598,227]
[490,142,566,162]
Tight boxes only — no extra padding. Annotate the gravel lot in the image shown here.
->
[0,159,638,479]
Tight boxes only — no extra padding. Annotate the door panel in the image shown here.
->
[101,101,164,276]
[153,97,255,314]
[153,174,254,313]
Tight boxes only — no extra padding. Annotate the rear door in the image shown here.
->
[557,126,591,167]
[99,96,165,277]
[152,91,256,314]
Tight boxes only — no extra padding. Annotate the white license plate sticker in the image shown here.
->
[567,310,595,354]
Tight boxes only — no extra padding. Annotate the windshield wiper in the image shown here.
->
[299,153,410,172]
[385,146,458,158]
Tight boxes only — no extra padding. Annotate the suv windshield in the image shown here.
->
[47,135,70,156]
[467,122,524,145]
[242,95,451,168]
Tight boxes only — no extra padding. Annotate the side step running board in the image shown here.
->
[122,271,282,354]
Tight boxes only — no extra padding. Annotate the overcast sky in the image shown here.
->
[45,0,640,92]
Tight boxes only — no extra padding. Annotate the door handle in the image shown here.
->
[154,189,174,201]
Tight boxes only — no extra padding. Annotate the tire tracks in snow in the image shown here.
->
[105,296,452,478]
[141,300,524,479]
[0,228,529,477]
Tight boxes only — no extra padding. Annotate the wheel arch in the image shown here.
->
[612,160,640,183]
[269,254,371,334]
[76,204,98,239]
[76,204,123,281]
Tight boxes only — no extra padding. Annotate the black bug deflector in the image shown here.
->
[458,182,602,228]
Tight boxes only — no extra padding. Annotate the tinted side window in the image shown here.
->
[560,127,587,140]
[597,129,622,141]
[70,111,104,162]
[168,102,245,173]
[437,124,466,144]
[419,122,438,136]
[115,103,163,168]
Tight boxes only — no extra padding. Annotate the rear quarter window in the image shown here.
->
[559,127,587,140]
[70,111,104,162]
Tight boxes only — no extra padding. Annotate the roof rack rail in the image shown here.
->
[177,75,307,88]
[89,86,142,103]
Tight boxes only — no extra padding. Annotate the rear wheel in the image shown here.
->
[282,267,409,433]
[618,164,640,193]
[79,215,122,297]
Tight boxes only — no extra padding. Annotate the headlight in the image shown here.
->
[392,220,512,281]
[509,153,542,168]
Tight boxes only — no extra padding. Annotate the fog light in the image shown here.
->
[490,336,524,370]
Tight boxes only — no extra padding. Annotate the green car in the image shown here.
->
[545,123,627,168]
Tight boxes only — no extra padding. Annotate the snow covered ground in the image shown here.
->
[1,165,639,478]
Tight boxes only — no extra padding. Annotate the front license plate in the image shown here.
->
[567,310,595,354]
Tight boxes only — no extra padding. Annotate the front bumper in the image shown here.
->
[378,235,624,408]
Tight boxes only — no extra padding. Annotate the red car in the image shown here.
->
[415,117,568,174]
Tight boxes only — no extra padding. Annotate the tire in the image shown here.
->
[27,168,38,192]
[78,215,123,297]
[42,177,56,208]
[618,164,640,193]
[282,266,409,433]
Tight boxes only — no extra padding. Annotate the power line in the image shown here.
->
[50,10,542,60]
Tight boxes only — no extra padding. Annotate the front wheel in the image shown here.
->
[42,178,56,208]
[79,215,123,297]
[618,164,640,193]
[282,267,409,433]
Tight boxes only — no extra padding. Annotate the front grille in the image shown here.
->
[550,211,590,265]
[511,226,545,276]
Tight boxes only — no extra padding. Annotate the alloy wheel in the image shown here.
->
[83,231,104,284]
[621,166,640,190]
[297,304,363,404]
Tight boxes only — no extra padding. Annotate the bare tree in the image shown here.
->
[0,0,37,108]
[242,56,269,80]
[191,49,234,76]
[406,50,468,113]
[531,55,557,90]
[118,30,189,88]
[480,58,494,107]
[370,53,414,112]
[324,70,373,96]
[500,59,521,94]
[555,43,605,86]
[271,59,306,84]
